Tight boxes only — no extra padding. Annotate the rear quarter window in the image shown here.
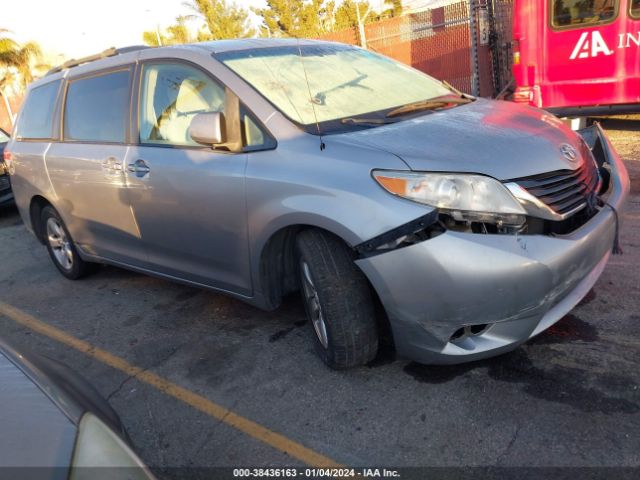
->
[16,80,61,140]
[64,69,131,143]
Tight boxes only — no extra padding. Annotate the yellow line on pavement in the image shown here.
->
[0,301,341,468]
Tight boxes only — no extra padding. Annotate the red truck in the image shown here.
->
[511,0,640,116]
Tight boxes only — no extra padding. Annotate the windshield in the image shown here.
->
[217,44,454,133]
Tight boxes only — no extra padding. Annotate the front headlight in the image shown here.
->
[373,170,526,226]
[70,413,155,480]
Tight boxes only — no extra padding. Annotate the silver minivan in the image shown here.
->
[5,40,629,369]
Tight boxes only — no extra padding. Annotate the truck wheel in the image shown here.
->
[41,206,94,280]
[296,229,378,369]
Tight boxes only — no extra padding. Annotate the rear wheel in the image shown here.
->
[41,206,95,279]
[296,229,378,369]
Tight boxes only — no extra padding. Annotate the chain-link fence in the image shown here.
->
[317,0,514,98]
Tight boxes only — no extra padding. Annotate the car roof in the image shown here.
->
[31,38,347,89]
[191,38,342,54]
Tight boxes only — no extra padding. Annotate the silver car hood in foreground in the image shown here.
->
[333,99,585,180]
[0,351,77,470]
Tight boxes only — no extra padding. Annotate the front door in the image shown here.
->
[125,61,251,295]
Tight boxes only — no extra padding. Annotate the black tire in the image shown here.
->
[41,205,95,280]
[296,229,378,369]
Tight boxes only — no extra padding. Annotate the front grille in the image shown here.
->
[515,160,600,216]
[0,175,10,192]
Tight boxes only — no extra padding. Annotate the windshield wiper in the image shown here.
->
[340,117,397,126]
[441,80,475,100]
[386,96,472,118]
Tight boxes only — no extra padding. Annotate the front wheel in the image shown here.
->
[41,206,95,280]
[296,229,378,369]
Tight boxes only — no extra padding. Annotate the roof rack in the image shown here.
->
[46,45,150,76]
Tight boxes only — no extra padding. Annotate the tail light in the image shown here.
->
[513,86,542,107]
[513,86,533,103]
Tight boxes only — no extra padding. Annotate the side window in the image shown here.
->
[16,80,61,140]
[64,69,131,143]
[551,0,618,29]
[243,114,265,148]
[241,110,276,151]
[139,63,225,146]
[631,0,640,18]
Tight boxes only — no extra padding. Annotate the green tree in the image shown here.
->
[0,34,41,86]
[142,30,168,47]
[381,0,403,19]
[254,0,335,38]
[143,16,193,46]
[0,29,42,125]
[185,0,255,40]
[168,16,193,44]
[255,0,402,37]
[142,1,254,46]
[334,0,374,30]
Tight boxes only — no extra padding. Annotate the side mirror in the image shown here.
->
[188,112,226,147]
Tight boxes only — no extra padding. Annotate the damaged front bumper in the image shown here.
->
[356,124,630,365]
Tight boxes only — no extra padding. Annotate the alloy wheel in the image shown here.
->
[46,217,73,271]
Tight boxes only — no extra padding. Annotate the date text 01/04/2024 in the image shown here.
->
[232,468,401,478]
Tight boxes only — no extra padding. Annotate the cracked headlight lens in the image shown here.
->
[373,170,527,226]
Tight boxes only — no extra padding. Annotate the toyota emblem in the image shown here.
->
[560,144,578,163]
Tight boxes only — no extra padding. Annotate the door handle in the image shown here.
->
[127,159,151,177]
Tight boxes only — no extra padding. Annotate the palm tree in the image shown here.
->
[0,29,42,127]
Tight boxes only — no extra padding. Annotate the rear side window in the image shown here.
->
[550,0,618,29]
[16,80,61,140]
[64,69,131,143]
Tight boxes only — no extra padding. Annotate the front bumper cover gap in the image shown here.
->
[354,210,439,258]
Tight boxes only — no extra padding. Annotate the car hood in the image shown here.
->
[0,349,77,469]
[331,99,587,181]
[0,337,126,438]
